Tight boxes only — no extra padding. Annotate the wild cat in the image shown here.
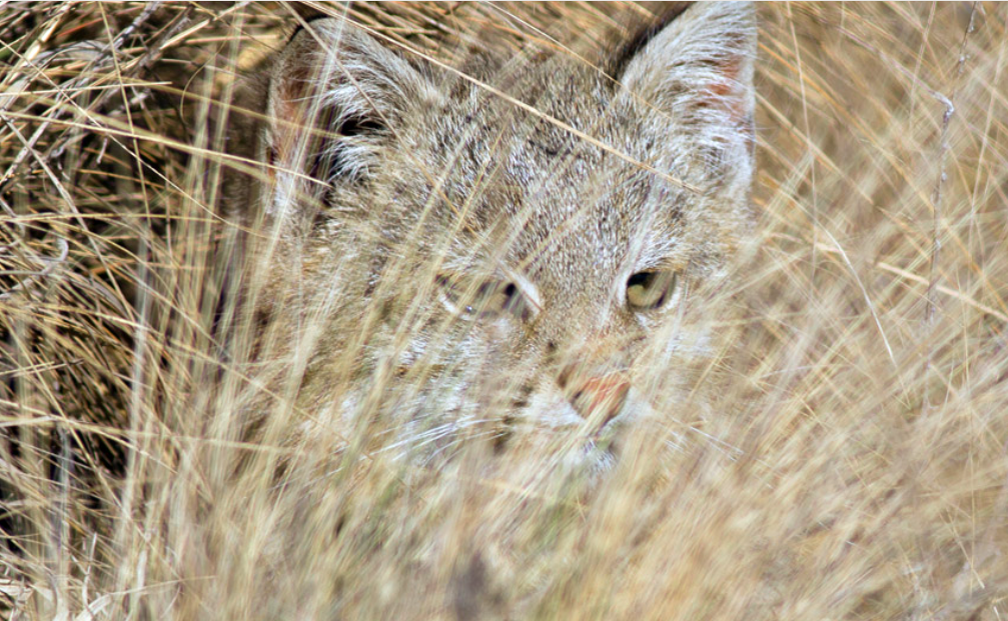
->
[233,2,756,465]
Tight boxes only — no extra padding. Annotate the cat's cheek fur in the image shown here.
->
[243,3,756,463]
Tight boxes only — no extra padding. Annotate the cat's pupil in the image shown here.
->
[627,272,654,289]
[626,271,674,310]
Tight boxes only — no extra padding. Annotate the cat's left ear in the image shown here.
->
[615,2,757,156]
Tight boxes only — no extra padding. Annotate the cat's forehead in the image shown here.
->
[428,145,673,285]
[420,73,675,267]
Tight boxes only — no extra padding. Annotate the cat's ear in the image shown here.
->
[262,19,433,215]
[615,2,757,159]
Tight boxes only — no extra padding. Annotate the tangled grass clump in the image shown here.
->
[1,3,1007,619]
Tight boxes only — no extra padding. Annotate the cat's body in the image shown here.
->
[232,2,756,463]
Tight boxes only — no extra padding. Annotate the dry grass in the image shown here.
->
[1,2,1007,619]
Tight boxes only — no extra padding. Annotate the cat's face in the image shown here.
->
[254,3,755,457]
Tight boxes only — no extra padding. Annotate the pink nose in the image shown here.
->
[562,369,631,427]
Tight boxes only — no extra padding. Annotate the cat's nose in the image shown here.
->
[558,364,630,427]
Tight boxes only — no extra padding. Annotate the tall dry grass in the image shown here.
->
[1,2,1006,619]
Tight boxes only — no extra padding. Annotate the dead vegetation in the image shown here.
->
[1,3,1006,619]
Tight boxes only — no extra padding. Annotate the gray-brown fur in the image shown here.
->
[238,2,757,460]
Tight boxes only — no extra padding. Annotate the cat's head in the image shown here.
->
[251,3,756,460]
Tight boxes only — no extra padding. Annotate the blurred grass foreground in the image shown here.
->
[1,3,1007,619]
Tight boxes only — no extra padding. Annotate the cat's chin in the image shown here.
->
[556,435,621,480]
[509,400,635,477]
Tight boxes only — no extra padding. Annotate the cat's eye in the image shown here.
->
[437,274,523,320]
[626,270,678,311]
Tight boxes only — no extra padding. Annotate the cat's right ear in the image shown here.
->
[262,19,434,218]
[613,3,757,174]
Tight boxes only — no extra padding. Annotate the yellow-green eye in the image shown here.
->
[626,270,678,310]
[437,274,522,319]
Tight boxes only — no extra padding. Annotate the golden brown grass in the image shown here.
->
[1,3,1006,619]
